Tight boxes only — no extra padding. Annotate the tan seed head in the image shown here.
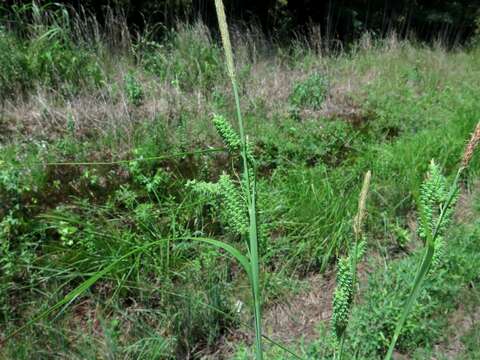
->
[214,0,236,81]
[461,122,480,168]
[354,170,372,239]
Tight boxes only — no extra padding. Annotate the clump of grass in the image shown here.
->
[0,3,103,98]
[140,21,223,91]
[289,72,328,115]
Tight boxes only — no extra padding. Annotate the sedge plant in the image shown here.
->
[332,170,371,359]
[384,121,480,359]
[213,0,263,358]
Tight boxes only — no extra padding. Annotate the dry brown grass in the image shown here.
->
[1,74,214,149]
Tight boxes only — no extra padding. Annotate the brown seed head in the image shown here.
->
[461,122,480,168]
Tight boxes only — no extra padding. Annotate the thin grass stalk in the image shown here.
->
[214,0,263,358]
[336,337,346,360]
[384,168,462,360]
[2,236,252,345]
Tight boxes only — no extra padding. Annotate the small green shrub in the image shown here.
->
[28,34,103,94]
[289,73,329,111]
[124,71,144,106]
[0,211,28,276]
[390,222,411,249]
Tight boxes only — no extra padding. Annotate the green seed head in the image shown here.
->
[332,257,354,341]
[418,160,458,244]
[213,115,241,154]
[218,173,249,235]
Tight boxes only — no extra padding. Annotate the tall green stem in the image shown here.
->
[384,245,434,359]
[214,1,263,358]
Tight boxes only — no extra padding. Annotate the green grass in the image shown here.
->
[1,4,480,358]
[238,196,480,359]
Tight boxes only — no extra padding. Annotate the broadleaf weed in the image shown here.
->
[124,71,144,106]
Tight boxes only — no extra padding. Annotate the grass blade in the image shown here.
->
[1,236,251,345]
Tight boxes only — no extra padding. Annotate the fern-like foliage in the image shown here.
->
[332,257,354,342]
[218,173,249,235]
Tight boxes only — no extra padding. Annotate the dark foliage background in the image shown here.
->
[1,0,480,44]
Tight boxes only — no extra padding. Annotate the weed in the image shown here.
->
[124,71,144,106]
[289,73,329,112]
[383,160,460,359]
[384,121,480,359]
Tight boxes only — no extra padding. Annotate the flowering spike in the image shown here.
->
[218,173,249,235]
[332,257,354,342]
[461,121,480,168]
[213,115,241,154]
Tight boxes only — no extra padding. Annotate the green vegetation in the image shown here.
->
[331,171,370,359]
[289,73,329,118]
[124,71,144,106]
[1,2,480,359]
[384,160,461,359]
[0,5,103,97]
